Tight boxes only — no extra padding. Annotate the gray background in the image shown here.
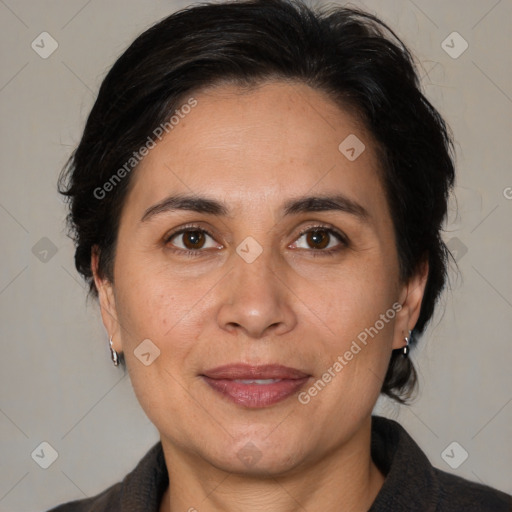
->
[0,0,511,510]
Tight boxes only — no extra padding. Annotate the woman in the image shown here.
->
[51,0,511,510]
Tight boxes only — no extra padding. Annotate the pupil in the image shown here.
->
[184,231,204,249]
[307,230,329,249]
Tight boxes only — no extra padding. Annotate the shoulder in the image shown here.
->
[434,468,512,512]
[46,482,121,512]
[46,442,167,512]
[369,415,511,512]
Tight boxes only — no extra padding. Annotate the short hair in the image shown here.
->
[59,0,455,403]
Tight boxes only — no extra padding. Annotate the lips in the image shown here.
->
[201,364,311,408]
[202,364,310,380]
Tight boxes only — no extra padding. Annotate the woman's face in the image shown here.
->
[94,81,426,475]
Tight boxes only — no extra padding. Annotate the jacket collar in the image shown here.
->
[368,415,439,511]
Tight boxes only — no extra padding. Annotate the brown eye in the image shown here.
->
[182,230,206,249]
[306,229,331,249]
[167,228,219,252]
[290,226,346,253]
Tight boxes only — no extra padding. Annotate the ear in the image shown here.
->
[392,257,429,350]
[91,246,122,354]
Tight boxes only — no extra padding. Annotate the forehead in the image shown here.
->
[123,80,387,219]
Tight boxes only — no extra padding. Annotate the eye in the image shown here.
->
[166,227,220,252]
[290,226,347,252]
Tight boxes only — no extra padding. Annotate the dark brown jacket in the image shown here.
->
[48,416,512,511]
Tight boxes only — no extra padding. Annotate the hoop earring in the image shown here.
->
[403,330,412,357]
[109,335,120,366]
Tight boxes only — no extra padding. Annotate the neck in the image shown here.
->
[159,417,385,512]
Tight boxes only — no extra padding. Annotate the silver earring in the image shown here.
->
[403,330,412,357]
[109,335,120,366]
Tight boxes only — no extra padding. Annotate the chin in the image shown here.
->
[214,450,306,477]
[204,434,309,477]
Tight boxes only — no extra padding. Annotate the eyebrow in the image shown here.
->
[282,194,368,220]
[141,194,229,222]
[140,193,369,222]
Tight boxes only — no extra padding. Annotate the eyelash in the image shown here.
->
[164,224,217,258]
[164,223,348,257]
[294,224,348,257]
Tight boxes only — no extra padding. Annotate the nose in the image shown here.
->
[216,247,297,339]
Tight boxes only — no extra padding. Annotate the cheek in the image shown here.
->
[113,269,211,427]
[292,256,399,400]
[113,251,209,340]
[294,254,398,333]
[299,284,396,424]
